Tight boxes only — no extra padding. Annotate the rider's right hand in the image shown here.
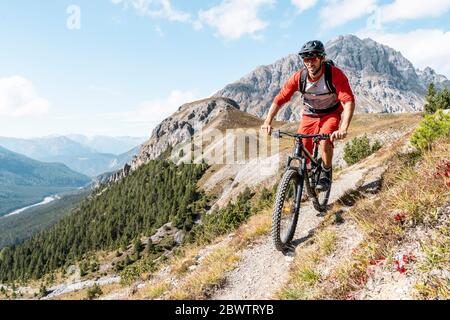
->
[260,123,272,135]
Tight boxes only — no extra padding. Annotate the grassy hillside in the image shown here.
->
[0,146,91,216]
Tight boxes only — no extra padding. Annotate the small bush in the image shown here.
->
[86,284,103,300]
[189,187,255,244]
[37,284,49,298]
[410,110,450,151]
[343,134,382,165]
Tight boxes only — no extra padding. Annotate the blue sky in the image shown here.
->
[0,0,449,138]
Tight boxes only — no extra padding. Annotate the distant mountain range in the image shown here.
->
[64,135,145,155]
[0,135,145,177]
[0,145,91,217]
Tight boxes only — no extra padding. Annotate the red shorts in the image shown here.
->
[297,110,342,156]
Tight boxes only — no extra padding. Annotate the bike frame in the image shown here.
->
[278,131,329,198]
[285,136,321,174]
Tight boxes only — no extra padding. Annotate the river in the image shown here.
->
[4,195,62,218]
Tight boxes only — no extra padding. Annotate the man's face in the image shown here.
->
[303,56,323,77]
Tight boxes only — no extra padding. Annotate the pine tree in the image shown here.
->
[434,86,450,110]
[424,82,437,114]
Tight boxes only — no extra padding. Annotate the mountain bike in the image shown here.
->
[271,130,332,252]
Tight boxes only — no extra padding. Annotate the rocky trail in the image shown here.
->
[210,154,389,300]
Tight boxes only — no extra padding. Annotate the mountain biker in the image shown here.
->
[261,40,355,192]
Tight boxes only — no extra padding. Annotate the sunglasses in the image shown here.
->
[302,56,320,63]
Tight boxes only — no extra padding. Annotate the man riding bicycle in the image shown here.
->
[261,40,355,192]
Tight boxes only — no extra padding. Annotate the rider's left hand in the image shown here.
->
[330,129,347,142]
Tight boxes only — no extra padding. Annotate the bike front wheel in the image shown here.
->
[311,158,332,213]
[272,169,304,252]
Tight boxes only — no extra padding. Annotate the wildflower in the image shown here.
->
[346,293,355,300]
[434,160,450,179]
[394,260,407,274]
[402,254,416,263]
[394,212,406,222]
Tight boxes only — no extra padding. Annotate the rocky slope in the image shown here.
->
[106,97,241,182]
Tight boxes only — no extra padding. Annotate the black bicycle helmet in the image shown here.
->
[298,40,326,58]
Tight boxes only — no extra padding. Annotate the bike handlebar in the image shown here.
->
[272,130,330,140]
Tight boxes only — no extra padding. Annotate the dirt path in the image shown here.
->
[210,166,371,300]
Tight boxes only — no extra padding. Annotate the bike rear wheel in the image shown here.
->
[272,169,304,251]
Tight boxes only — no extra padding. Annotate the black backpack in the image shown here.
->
[298,60,336,94]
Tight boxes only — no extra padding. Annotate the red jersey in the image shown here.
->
[274,65,355,116]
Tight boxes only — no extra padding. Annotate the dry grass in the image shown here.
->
[344,113,422,140]
[168,245,240,300]
[275,228,338,300]
[50,283,122,300]
[318,137,449,299]
[133,281,172,300]
[233,208,272,245]
[414,201,450,299]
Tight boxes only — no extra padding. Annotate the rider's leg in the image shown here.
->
[316,112,341,191]
[320,140,333,168]
[318,112,341,166]
[297,115,320,162]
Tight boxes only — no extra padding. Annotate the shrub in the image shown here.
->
[37,284,49,298]
[343,134,382,165]
[410,110,450,151]
[86,284,103,300]
[189,187,255,244]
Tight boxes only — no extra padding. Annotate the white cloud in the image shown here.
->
[0,76,50,117]
[359,28,450,78]
[369,0,450,28]
[320,0,377,29]
[112,0,191,23]
[135,89,198,120]
[198,0,275,40]
[109,90,199,124]
[290,0,319,12]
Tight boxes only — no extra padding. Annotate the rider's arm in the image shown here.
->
[262,71,301,133]
[339,101,355,132]
[263,103,281,125]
